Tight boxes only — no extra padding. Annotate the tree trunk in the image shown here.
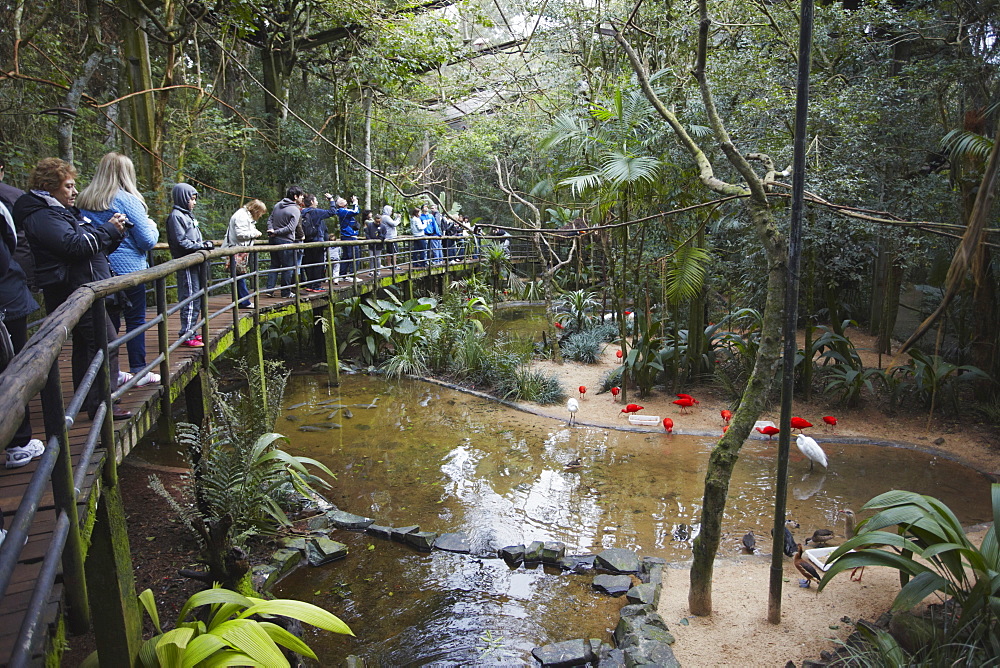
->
[121,0,159,189]
[56,51,102,164]
[363,89,373,210]
[689,201,785,615]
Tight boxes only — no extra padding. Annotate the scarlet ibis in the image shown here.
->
[822,415,838,430]
[610,386,620,402]
[841,509,865,581]
[794,544,822,588]
[673,398,695,414]
[567,398,579,426]
[796,433,828,471]
[806,528,834,546]
[756,425,780,439]
[790,417,813,430]
[620,403,643,416]
[677,393,700,405]
[662,417,673,434]
[578,385,587,399]
[720,409,732,423]
[741,532,755,553]
[616,349,623,359]
[554,321,564,330]
[723,425,729,433]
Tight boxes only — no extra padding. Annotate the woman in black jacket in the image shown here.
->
[14,158,130,421]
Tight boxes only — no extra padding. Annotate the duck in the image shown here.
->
[805,528,835,546]
[741,531,756,553]
[771,519,798,557]
[794,544,822,588]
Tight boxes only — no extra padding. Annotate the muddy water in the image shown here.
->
[273,374,994,665]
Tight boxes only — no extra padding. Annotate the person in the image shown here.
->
[494,227,512,257]
[0,157,34,290]
[265,186,305,297]
[362,209,381,276]
[223,199,266,308]
[300,193,337,291]
[334,195,360,282]
[379,205,401,269]
[165,183,212,347]
[445,215,464,262]
[409,206,426,267]
[422,204,443,265]
[14,158,131,420]
[77,152,161,387]
[0,196,43,467]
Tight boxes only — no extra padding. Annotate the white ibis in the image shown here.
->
[567,398,579,426]
[796,433,828,471]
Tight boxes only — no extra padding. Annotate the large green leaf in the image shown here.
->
[893,571,951,611]
[238,600,354,636]
[139,588,162,633]
[180,634,230,667]
[258,621,318,659]
[178,588,254,624]
[156,627,195,668]
[212,620,289,667]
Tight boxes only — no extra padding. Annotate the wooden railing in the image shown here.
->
[0,231,527,665]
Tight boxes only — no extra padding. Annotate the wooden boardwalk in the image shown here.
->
[0,262,426,665]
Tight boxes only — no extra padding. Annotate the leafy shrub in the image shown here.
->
[823,366,887,407]
[889,350,990,413]
[492,364,565,404]
[562,328,606,363]
[556,289,599,332]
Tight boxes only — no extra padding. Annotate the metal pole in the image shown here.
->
[768,0,814,624]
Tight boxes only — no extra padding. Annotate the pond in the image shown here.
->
[268,374,994,666]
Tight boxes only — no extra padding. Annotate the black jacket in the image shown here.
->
[14,191,124,294]
[0,201,38,321]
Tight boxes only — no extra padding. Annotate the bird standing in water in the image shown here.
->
[662,417,673,434]
[742,532,756,553]
[567,398,579,426]
[796,433,828,471]
[794,544,822,588]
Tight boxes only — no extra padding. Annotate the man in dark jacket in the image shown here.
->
[300,193,336,290]
[165,183,212,347]
[0,157,35,290]
[266,186,305,297]
[15,157,129,421]
[0,196,43,467]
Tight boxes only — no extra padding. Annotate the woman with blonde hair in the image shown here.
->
[223,198,266,308]
[78,152,160,386]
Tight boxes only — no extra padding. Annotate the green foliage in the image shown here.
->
[824,366,887,407]
[623,316,663,397]
[556,290,600,332]
[562,328,607,364]
[820,485,1000,661]
[492,364,565,405]
[664,244,711,304]
[889,350,991,413]
[129,585,353,668]
[358,289,439,366]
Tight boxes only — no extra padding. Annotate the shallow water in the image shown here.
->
[269,374,994,665]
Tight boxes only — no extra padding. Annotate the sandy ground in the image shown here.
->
[524,327,999,667]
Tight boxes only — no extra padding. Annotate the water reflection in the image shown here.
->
[270,374,992,665]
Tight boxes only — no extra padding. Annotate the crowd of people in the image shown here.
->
[0,154,511,470]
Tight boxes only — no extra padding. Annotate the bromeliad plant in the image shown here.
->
[358,289,440,365]
[820,485,1000,659]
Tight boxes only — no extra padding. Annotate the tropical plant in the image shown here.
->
[889,350,990,413]
[358,289,439,365]
[480,241,513,300]
[623,316,663,397]
[562,328,607,364]
[86,585,353,668]
[556,289,600,332]
[820,485,1000,661]
[824,366,887,407]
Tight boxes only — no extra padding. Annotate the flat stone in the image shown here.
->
[626,582,660,607]
[558,554,596,573]
[306,514,331,532]
[404,531,438,551]
[327,510,374,531]
[525,540,545,562]
[251,564,276,592]
[597,648,627,667]
[619,603,657,619]
[646,564,664,586]
[365,524,392,539]
[639,555,666,574]
[266,548,303,589]
[595,548,640,574]
[307,536,348,566]
[434,532,471,553]
[593,574,633,597]
[499,545,525,565]
[540,541,566,564]
[531,639,597,668]
[390,525,420,542]
[280,536,308,551]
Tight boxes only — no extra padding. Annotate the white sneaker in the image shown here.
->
[118,370,134,385]
[6,439,44,469]
[136,371,161,387]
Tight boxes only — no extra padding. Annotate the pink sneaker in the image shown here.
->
[182,335,204,348]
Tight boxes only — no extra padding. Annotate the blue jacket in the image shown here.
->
[302,201,336,242]
[336,204,359,239]
[421,212,438,236]
[81,189,159,275]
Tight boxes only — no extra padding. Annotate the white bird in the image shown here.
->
[796,433,827,472]
[567,398,579,426]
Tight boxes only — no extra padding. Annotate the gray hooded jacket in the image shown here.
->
[380,205,400,241]
[267,198,301,242]
[165,183,204,257]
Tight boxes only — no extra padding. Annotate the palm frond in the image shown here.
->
[665,244,711,304]
[941,129,992,163]
[559,171,604,197]
[600,151,660,187]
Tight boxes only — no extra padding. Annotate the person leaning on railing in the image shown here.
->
[223,199,265,309]
[77,152,161,387]
[165,183,212,348]
[13,157,132,421]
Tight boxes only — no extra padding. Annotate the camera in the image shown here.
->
[123,219,134,228]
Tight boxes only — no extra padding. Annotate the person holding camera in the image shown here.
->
[335,195,360,282]
[265,186,305,296]
[78,152,160,386]
[166,182,213,348]
[14,157,130,420]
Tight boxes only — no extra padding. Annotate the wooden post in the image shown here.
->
[324,300,340,386]
[86,483,141,666]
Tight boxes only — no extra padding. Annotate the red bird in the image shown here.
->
[822,415,838,430]
[673,398,695,414]
[755,425,780,440]
[720,409,732,423]
[554,321,564,330]
[616,349,623,359]
[578,385,587,399]
[676,393,700,405]
[620,404,643,416]
[662,417,673,434]
[610,386,620,402]
[723,425,729,434]
[790,417,813,430]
